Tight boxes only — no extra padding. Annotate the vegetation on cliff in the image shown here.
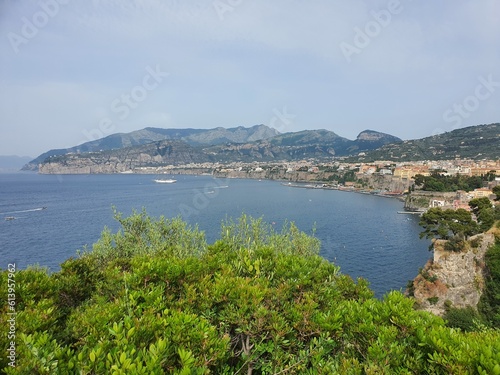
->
[413,171,497,192]
[415,190,500,333]
[419,208,479,241]
[419,198,500,242]
[356,123,500,161]
[2,212,500,374]
[479,233,500,329]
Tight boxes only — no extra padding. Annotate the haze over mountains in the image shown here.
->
[23,125,280,170]
[24,125,401,172]
[0,155,32,173]
[11,122,500,174]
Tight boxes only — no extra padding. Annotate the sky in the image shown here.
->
[0,0,499,157]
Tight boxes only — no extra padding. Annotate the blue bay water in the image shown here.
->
[0,173,430,297]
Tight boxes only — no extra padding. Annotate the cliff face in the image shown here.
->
[39,140,209,174]
[354,130,402,150]
[35,128,403,173]
[404,191,458,211]
[25,125,280,171]
[411,233,495,315]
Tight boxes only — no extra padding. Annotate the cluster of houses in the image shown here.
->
[353,160,499,209]
[149,158,499,208]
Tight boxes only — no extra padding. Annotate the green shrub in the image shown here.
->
[469,236,483,248]
[428,296,439,305]
[419,268,438,282]
[444,237,468,252]
[2,211,500,374]
[444,306,483,332]
[478,241,500,328]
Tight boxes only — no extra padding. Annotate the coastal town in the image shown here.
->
[131,158,500,209]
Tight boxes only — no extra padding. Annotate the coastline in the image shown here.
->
[277,181,407,201]
[35,166,415,205]
[4,171,433,299]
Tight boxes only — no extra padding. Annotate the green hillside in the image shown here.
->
[356,123,500,161]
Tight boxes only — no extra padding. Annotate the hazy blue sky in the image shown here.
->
[1,0,499,157]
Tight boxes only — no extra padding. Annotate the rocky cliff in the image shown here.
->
[404,191,459,212]
[25,124,279,171]
[38,128,403,173]
[39,140,209,174]
[410,233,495,316]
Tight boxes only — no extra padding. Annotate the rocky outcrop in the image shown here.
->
[354,130,402,150]
[39,140,209,174]
[404,191,458,212]
[410,233,495,315]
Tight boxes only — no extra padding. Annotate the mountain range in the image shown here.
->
[22,122,500,174]
[203,129,401,163]
[30,126,402,173]
[23,124,279,171]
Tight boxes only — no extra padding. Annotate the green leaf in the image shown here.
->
[127,327,136,338]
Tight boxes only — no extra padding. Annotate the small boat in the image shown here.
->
[5,216,15,221]
[154,179,177,184]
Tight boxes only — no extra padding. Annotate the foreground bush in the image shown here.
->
[479,240,500,328]
[1,211,500,374]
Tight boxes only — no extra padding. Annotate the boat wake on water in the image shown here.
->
[0,207,47,215]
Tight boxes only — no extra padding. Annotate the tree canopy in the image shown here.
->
[493,185,500,201]
[469,197,496,232]
[479,241,500,329]
[1,212,500,374]
[413,173,493,192]
[419,207,478,241]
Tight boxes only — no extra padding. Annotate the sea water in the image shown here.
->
[0,173,430,297]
